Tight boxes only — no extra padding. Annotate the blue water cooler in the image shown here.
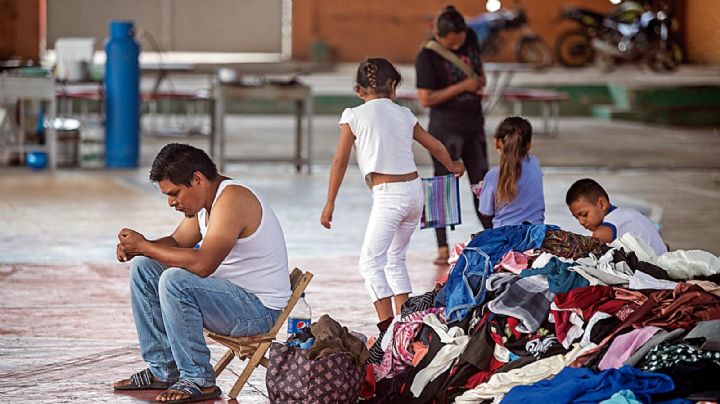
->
[105,20,140,168]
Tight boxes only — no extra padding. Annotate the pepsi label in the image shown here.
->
[287,318,310,334]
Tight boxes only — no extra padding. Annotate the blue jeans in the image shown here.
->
[129,256,281,387]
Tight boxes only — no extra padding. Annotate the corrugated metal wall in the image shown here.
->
[46,0,282,53]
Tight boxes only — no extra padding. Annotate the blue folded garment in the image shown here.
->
[502,365,675,404]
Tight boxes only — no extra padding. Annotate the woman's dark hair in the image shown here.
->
[436,5,467,37]
[495,116,533,206]
[566,178,610,205]
[355,58,402,97]
[149,143,218,186]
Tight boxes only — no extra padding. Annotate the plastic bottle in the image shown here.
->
[287,293,312,334]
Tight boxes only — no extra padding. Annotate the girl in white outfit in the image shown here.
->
[321,58,465,322]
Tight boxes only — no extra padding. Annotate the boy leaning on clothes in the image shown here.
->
[566,178,668,255]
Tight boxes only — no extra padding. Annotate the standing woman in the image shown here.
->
[415,5,490,265]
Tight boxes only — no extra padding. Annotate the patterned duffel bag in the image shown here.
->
[266,342,363,403]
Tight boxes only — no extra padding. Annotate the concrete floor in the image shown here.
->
[1,65,720,403]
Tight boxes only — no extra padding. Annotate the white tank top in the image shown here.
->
[604,206,667,256]
[198,179,291,310]
[339,98,418,186]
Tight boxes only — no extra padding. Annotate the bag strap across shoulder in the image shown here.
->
[424,39,477,79]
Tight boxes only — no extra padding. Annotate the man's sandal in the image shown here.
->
[156,379,222,403]
[113,368,174,391]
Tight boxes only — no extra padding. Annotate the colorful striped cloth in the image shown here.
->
[420,174,462,229]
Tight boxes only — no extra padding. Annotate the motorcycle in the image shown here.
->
[554,7,606,68]
[467,1,553,70]
[555,1,682,71]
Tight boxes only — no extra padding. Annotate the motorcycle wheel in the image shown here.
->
[647,42,683,72]
[555,29,594,68]
[515,36,554,70]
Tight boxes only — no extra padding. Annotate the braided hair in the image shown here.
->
[355,58,402,98]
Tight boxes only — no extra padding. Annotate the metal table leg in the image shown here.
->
[48,96,57,171]
[213,82,225,171]
[305,89,313,173]
[295,99,302,172]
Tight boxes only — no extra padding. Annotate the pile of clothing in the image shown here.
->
[361,224,720,403]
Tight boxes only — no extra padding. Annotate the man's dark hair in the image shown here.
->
[436,5,467,37]
[149,143,218,186]
[566,178,610,205]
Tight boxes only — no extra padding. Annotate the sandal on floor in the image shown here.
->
[433,255,449,265]
[433,251,449,266]
[433,246,450,265]
[156,379,222,403]
[114,368,174,390]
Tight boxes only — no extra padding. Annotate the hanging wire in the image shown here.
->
[134,29,207,135]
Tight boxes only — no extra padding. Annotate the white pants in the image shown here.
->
[359,178,423,302]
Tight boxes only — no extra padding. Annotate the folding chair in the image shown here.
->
[205,267,313,399]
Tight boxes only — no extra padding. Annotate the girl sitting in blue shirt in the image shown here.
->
[478,116,545,228]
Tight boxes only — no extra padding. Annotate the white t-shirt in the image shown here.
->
[339,98,418,184]
[198,179,291,310]
[604,206,667,256]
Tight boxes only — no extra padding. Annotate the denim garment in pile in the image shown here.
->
[435,224,554,323]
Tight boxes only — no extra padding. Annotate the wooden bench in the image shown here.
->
[502,89,570,136]
[397,88,569,135]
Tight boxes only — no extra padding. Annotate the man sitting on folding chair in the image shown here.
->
[112,143,291,403]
